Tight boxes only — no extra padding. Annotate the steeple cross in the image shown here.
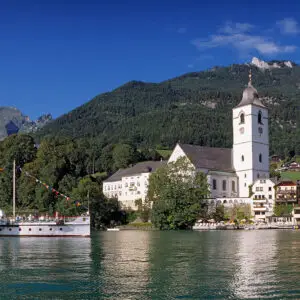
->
[248,69,252,85]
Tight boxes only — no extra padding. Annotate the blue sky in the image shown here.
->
[1,0,300,119]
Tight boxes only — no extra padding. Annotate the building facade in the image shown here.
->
[275,180,300,206]
[103,161,166,210]
[251,178,276,220]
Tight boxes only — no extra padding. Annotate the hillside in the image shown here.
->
[35,59,300,156]
[0,107,52,141]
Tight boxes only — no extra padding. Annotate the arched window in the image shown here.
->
[257,173,260,179]
[241,155,244,162]
[258,111,262,124]
[240,113,245,124]
[259,153,262,163]
[222,180,227,191]
[232,181,236,192]
[212,179,217,190]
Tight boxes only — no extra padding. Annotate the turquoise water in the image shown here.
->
[0,230,300,299]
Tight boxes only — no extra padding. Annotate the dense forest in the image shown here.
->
[35,63,300,157]
[0,134,159,227]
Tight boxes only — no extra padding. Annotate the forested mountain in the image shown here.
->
[35,60,300,156]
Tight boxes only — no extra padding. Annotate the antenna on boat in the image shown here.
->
[13,160,16,219]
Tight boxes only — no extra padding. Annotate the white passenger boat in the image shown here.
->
[0,160,90,237]
[0,211,90,237]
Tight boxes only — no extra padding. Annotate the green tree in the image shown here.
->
[112,144,136,169]
[212,204,226,222]
[135,198,151,222]
[148,157,209,230]
[71,176,123,228]
[274,204,293,217]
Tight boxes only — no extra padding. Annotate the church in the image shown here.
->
[103,72,270,209]
[168,72,269,204]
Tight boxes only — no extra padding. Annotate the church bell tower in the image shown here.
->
[232,71,269,197]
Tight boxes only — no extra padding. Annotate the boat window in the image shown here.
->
[49,228,52,231]
[29,228,31,231]
[39,228,42,231]
[19,228,21,231]
[60,228,63,231]
[0,228,2,231]
[9,228,11,231]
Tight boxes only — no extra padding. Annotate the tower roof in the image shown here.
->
[235,70,265,108]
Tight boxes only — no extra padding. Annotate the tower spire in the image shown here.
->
[248,68,252,86]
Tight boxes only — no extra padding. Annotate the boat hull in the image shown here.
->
[0,216,90,237]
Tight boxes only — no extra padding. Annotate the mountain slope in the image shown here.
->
[35,60,300,156]
[0,107,52,140]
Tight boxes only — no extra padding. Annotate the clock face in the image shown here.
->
[239,127,244,134]
[258,127,263,135]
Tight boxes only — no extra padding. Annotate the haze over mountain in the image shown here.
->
[33,58,300,157]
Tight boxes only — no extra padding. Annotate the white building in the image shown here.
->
[251,178,277,220]
[103,161,166,210]
[168,73,269,207]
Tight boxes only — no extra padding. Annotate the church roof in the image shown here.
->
[104,160,166,182]
[236,82,265,108]
[178,143,234,172]
[235,70,265,108]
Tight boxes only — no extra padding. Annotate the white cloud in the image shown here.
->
[191,22,297,55]
[219,21,254,34]
[277,18,300,35]
[178,27,187,34]
[187,64,194,68]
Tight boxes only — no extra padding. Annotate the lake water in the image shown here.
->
[0,230,300,299]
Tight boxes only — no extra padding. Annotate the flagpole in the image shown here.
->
[13,160,16,219]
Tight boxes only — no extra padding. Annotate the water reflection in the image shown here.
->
[230,231,279,299]
[0,237,92,298]
[99,231,151,299]
[0,231,300,299]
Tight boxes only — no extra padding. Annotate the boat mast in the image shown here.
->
[87,189,90,215]
[13,159,16,219]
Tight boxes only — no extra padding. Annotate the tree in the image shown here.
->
[112,144,136,169]
[148,157,209,230]
[212,204,226,222]
[135,198,151,222]
[71,176,124,229]
[273,204,293,217]
[225,204,252,223]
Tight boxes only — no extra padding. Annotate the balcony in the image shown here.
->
[253,199,267,203]
[276,190,296,195]
[253,206,267,211]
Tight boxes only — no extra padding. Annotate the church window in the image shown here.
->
[259,154,262,163]
[232,181,236,192]
[244,183,246,187]
[212,179,217,190]
[240,113,245,124]
[244,174,247,178]
[222,180,226,191]
[241,155,244,162]
[258,111,262,124]
[257,173,260,178]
